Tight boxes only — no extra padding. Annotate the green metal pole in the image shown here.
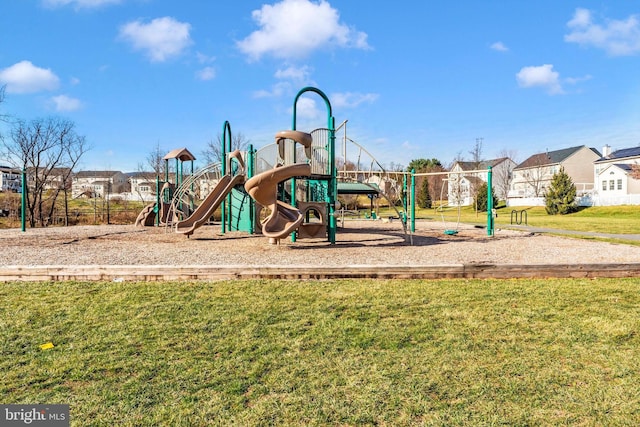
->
[328,116,336,244]
[487,166,494,236]
[410,169,416,233]
[403,173,408,220]
[248,144,255,235]
[292,86,335,244]
[221,121,231,234]
[21,168,27,232]
[155,175,160,227]
[291,131,298,243]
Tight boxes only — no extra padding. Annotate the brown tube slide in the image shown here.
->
[244,162,311,241]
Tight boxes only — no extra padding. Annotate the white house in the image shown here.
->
[508,145,600,206]
[448,158,517,206]
[0,166,21,192]
[72,170,129,198]
[128,172,158,198]
[592,145,640,205]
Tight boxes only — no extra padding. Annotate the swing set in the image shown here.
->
[437,177,461,235]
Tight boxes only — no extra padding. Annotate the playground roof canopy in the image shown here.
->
[337,181,381,195]
[163,148,196,162]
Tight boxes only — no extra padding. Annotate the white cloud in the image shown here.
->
[401,140,417,151]
[196,67,216,81]
[490,41,509,52]
[253,66,313,98]
[567,8,592,28]
[119,17,192,62]
[565,8,640,56]
[51,95,83,112]
[70,77,81,85]
[516,64,563,95]
[565,74,593,85]
[43,0,122,8]
[253,82,292,98]
[237,0,370,61]
[294,96,321,120]
[0,61,60,94]
[196,52,216,64]
[331,92,378,109]
[274,65,313,83]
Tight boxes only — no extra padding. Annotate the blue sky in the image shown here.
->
[2,0,640,171]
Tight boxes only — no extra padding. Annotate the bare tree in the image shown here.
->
[494,149,518,200]
[146,141,166,175]
[202,132,250,165]
[0,85,6,123]
[386,161,405,172]
[469,137,484,170]
[448,151,465,170]
[631,164,640,180]
[522,153,551,197]
[468,138,484,212]
[2,117,89,227]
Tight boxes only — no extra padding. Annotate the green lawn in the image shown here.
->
[2,279,639,425]
[390,205,640,234]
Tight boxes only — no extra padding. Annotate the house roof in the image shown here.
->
[462,175,484,186]
[26,167,71,176]
[75,170,122,178]
[127,171,157,180]
[614,164,634,173]
[0,166,20,173]
[454,157,510,171]
[514,146,599,170]
[595,145,640,163]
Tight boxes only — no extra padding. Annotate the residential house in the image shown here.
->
[128,172,158,198]
[26,167,72,191]
[592,145,640,205]
[0,165,21,192]
[508,145,600,206]
[448,158,517,206]
[72,170,129,198]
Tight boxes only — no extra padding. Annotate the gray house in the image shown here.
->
[508,145,600,204]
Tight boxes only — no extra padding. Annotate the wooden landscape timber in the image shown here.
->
[2,263,640,282]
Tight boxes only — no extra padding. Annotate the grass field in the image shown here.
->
[386,204,640,235]
[2,278,639,425]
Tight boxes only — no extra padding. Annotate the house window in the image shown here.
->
[617,179,622,190]
[609,180,615,190]
[602,181,607,191]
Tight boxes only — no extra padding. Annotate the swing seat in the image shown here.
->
[444,229,458,235]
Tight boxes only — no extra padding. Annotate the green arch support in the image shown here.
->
[292,87,337,244]
[221,120,232,233]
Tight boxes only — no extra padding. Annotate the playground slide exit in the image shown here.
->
[244,163,311,240]
[175,174,245,236]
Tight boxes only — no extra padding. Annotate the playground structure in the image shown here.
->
[136,87,340,244]
[134,86,496,243]
[134,148,196,227]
